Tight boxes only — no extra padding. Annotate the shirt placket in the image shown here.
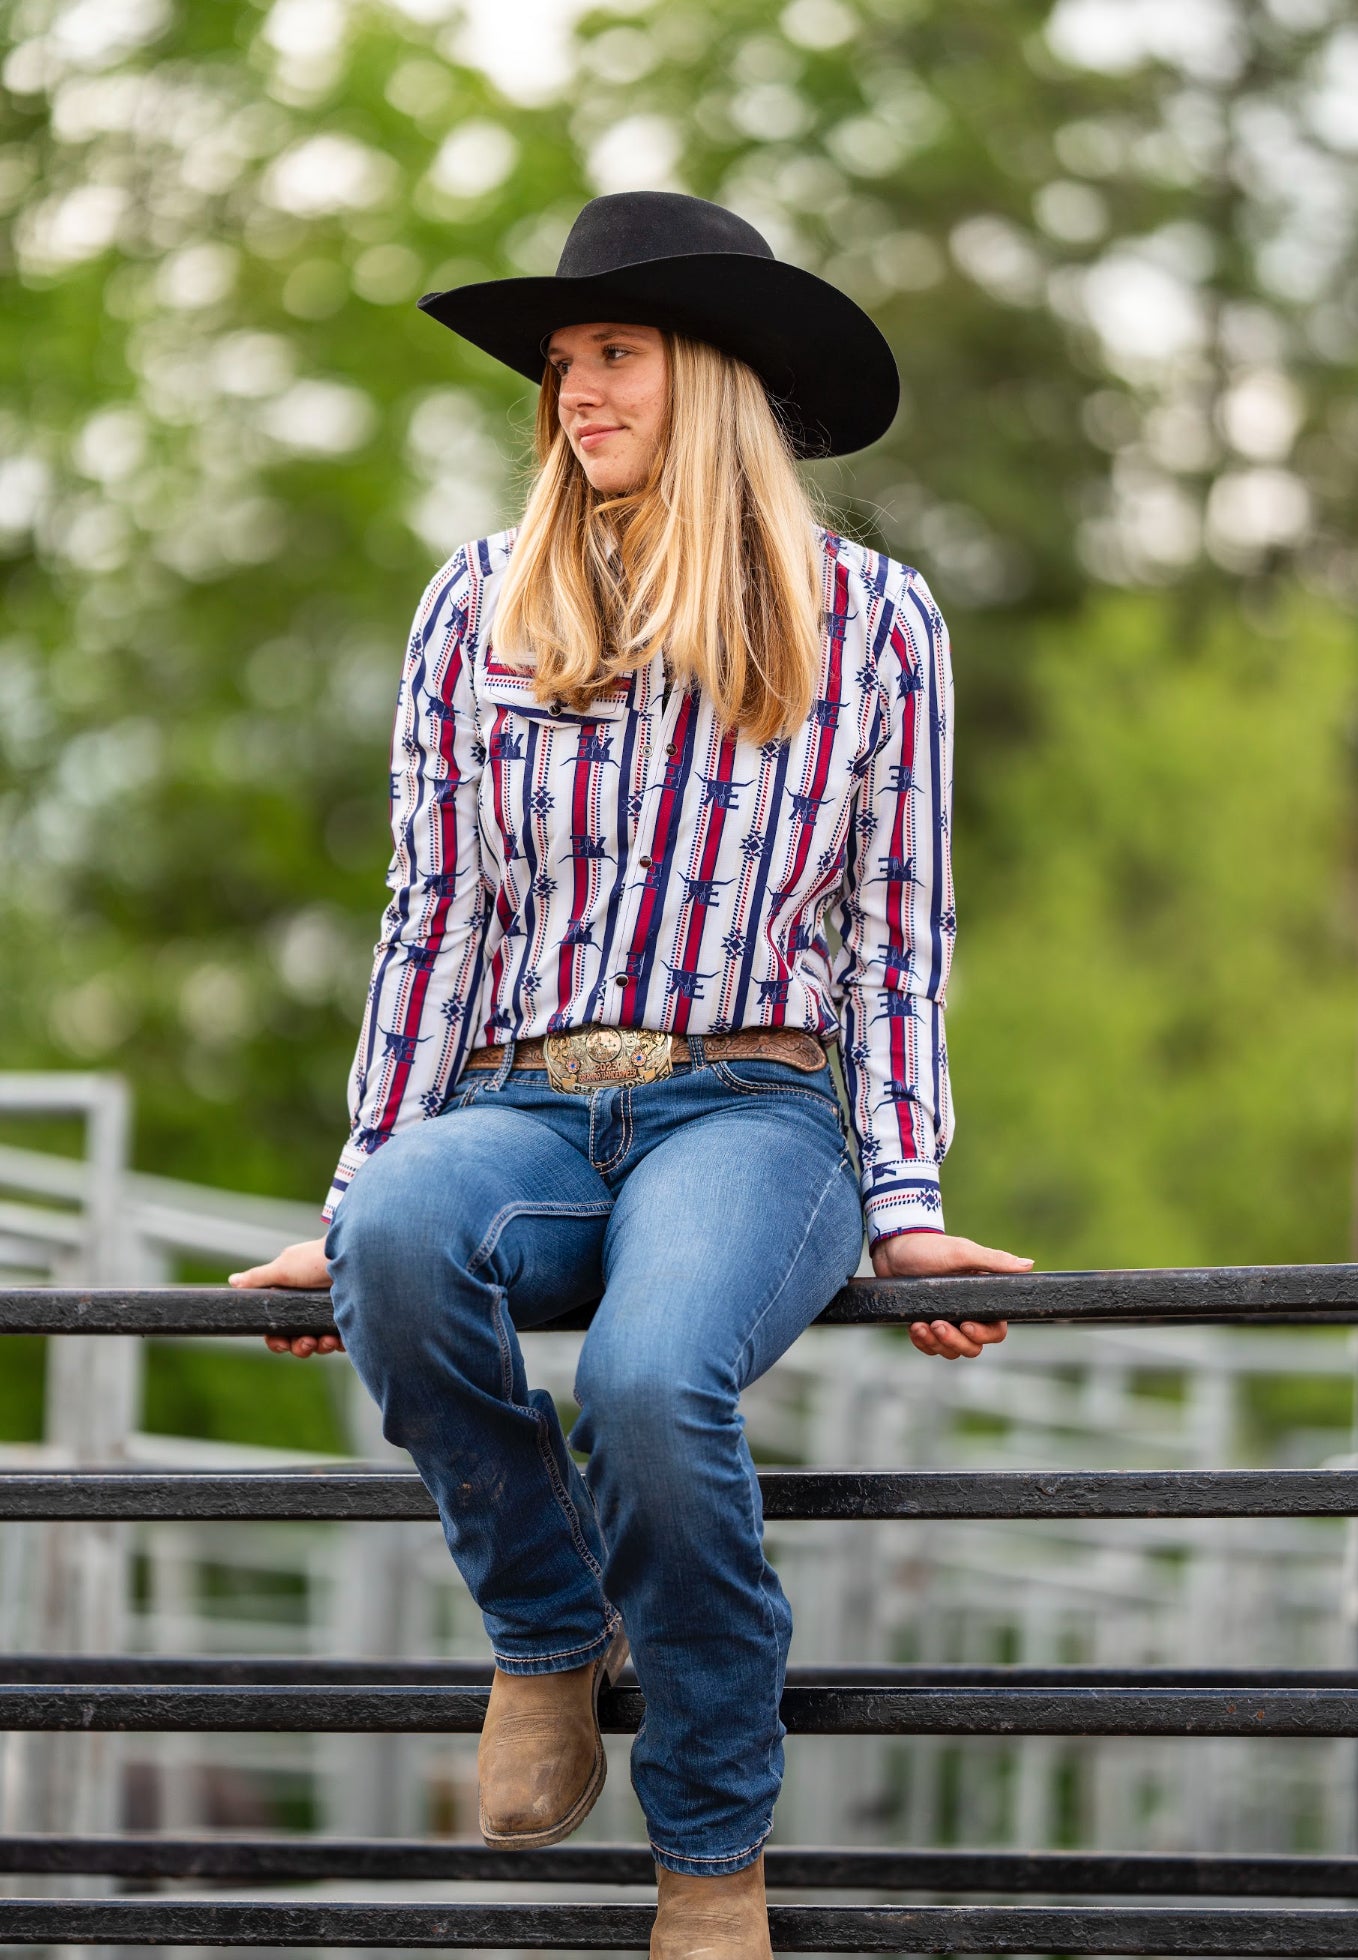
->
[598,651,682,1014]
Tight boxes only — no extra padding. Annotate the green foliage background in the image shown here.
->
[2,0,1357,1275]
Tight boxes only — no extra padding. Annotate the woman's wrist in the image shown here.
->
[870,1225,944,1251]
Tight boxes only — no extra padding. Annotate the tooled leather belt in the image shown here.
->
[462,1024,828,1093]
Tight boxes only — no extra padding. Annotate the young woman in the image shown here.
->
[230,191,1031,1959]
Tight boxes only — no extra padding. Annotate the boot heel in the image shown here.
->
[600,1623,630,1688]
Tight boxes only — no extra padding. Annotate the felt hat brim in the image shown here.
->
[416,251,900,460]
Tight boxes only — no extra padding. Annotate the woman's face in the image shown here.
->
[545,321,668,495]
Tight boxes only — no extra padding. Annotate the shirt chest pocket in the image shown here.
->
[475,658,635,726]
[474,664,636,867]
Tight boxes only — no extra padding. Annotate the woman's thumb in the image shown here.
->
[968,1244,1033,1271]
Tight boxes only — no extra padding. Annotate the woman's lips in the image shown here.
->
[579,428,620,448]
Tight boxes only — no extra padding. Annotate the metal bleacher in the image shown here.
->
[4,1268,1358,1952]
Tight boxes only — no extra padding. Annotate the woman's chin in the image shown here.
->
[581,459,646,495]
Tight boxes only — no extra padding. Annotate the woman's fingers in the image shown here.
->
[234,1239,334,1356]
[261,1331,344,1358]
[909,1318,1009,1359]
[910,1319,981,1359]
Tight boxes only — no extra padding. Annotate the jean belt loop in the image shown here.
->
[686,1032,707,1071]
[488,1036,517,1091]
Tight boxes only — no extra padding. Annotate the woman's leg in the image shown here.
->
[326,1102,620,1672]
[569,1095,865,1876]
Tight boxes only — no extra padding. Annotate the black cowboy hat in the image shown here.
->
[416,190,900,460]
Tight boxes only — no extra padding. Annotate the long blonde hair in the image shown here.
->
[491,330,828,746]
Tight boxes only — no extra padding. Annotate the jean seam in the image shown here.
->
[490,1275,516,1403]
[737,1144,855,1388]
[466,1198,614,1277]
[738,1387,784,1846]
[488,1283,607,1585]
[530,1403,606,1582]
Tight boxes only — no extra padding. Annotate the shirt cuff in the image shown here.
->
[863,1168,945,1244]
[322,1137,378,1224]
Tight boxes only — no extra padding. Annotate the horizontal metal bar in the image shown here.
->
[0,1201,84,1248]
[4,1467,1358,1522]
[6,1658,1357,1690]
[6,1265,1358,1335]
[0,1074,113,1113]
[4,1899,1358,1952]
[3,1837,1358,1898]
[4,1681,1358,1736]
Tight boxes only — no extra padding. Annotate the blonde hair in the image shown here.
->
[491,330,828,746]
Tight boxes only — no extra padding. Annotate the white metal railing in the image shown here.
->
[1,1072,1355,1896]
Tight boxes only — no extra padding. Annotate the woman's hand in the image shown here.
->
[870,1229,1032,1361]
[228,1237,344,1359]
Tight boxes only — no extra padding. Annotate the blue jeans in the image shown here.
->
[325,1034,866,1875]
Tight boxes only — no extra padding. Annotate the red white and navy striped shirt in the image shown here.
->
[323,523,956,1245]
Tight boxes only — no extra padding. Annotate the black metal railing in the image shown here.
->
[3,1266,1358,1953]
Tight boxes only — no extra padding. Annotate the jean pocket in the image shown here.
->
[709,1056,845,1116]
[452,1066,559,1109]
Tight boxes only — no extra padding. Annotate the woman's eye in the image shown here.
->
[553,347,629,374]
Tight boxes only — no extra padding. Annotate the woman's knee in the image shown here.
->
[326,1125,490,1338]
[573,1333,734,1459]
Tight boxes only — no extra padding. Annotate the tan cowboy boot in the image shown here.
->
[477,1625,629,1848]
[650,1853,773,1960]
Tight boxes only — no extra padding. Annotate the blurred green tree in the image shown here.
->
[574,0,1358,697]
[949,583,1358,1266]
[0,0,1355,1269]
[0,0,592,1199]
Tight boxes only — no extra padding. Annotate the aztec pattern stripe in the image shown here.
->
[578,705,644,1027]
[324,525,956,1244]
[667,722,738,1036]
[619,688,700,1025]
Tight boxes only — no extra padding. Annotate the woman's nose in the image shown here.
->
[559,370,604,411]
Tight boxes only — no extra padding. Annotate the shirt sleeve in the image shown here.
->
[829,561,956,1246]
[322,547,490,1223]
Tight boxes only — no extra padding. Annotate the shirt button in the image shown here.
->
[638,855,652,867]
[665,742,676,756]
[614,974,627,986]
[548,699,563,716]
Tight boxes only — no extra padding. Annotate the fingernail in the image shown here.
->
[228,1273,241,1283]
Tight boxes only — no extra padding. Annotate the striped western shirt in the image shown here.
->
[323,522,957,1244]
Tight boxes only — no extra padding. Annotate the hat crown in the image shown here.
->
[556,191,775,280]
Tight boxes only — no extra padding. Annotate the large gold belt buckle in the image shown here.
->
[542,1026,674,1092]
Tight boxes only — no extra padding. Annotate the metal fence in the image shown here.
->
[5,1270,1358,1953]
[6,1077,1358,1952]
